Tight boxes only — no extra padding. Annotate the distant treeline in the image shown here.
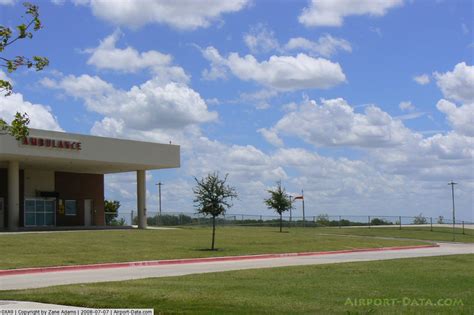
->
[132,214,395,227]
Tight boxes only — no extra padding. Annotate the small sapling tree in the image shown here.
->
[264,181,292,232]
[193,172,237,250]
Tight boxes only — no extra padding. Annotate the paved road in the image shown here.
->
[1,242,472,291]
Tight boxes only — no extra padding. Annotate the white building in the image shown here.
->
[0,129,180,231]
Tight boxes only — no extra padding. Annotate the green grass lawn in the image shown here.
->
[0,227,428,269]
[1,254,472,314]
[315,226,474,243]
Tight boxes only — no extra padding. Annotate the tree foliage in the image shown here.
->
[104,200,121,225]
[413,213,428,225]
[1,2,49,140]
[193,172,237,217]
[193,172,237,249]
[105,200,121,213]
[264,181,292,232]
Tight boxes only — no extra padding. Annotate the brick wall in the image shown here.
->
[55,172,105,226]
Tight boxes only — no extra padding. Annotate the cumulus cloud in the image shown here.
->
[74,0,249,30]
[436,99,474,137]
[299,0,404,27]
[0,92,62,131]
[200,46,228,80]
[202,47,346,91]
[40,74,114,99]
[434,62,474,103]
[266,98,417,148]
[413,74,430,85]
[228,53,346,90]
[85,31,189,83]
[284,35,352,57]
[420,132,474,160]
[42,74,217,130]
[258,128,284,147]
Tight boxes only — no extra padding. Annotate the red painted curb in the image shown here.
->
[0,244,438,277]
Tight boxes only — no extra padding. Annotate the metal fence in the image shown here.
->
[105,211,473,235]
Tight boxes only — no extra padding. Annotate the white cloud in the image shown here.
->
[258,128,284,147]
[241,26,352,58]
[436,99,474,137]
[434,62,474,103]
[202,47,346,91]
[237,89,279,110]
[420,132,474,160]
[267,98,417,148]
[243,24,279,54]
[413,74,430,85]
[201,46,228,80]
[227,53,346,90]
[0,0,15,5]
[43,75,217,130]
[372,130,473,184]
[284,35,352,57]
[299,0,404,27]
[0,92,62,131]
[399,101,415,111]
[75,0,249,30]
[86,31,189,83]
[96,91,473,219]
[40,74,114,99]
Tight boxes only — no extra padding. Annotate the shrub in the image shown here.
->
[316,214,330,226]
[370,218,393,226]
[413,213,428,224]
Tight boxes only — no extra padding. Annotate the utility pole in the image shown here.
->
[156,182,163,215]
[302,189,305,227]
[289,195,293,224]
[448,181,457,241]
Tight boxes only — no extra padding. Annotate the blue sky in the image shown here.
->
[1,0,473,220]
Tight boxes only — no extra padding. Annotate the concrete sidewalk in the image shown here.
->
[1,242,472,291]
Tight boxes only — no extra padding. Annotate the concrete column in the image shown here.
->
[8,161,20,231]
[137,170,147,229]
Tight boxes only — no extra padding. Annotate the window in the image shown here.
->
[24,198,55,226]
[65,200,77,216]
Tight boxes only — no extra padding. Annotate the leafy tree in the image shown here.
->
[437,216,444,224]
[1,2,49,140]
[316,213,330,226]
[413,213,428,225]
[264,181,292,232]
[193,172,237,250]
[104,200,120,225]
[370,218,393,226]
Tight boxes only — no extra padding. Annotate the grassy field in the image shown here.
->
[0,227,428,269]
[315,226,474,243]
[1,254,472,314]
